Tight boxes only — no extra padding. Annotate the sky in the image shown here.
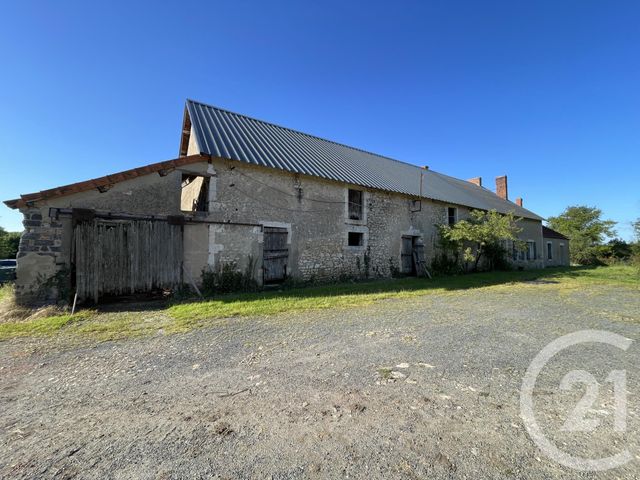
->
[1,1,639,239]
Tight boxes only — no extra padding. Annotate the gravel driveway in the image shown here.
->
[1,282,639,479]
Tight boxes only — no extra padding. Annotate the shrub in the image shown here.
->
[593,239,633,265]
[430,252,460,276]
[436,210,522,272]
[201,258,258,295]
[482,242,512,271]
[631,243,640,273]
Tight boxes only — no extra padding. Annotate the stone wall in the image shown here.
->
[188,158,453,283]
[14,208,66,303]
[13,154,547,303]
[14,170,182,303]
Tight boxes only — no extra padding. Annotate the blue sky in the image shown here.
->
[1,1,639,239]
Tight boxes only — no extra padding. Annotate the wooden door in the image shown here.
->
[263,227,288,283]
[73,219,183,302]
[401,236,414,274]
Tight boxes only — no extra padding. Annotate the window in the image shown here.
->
[348,231,364,247]
[447,207,457,226]
[547,242,553,260]
[526,241,536,261]
[181,174,209,212]
[512,242,518,261]
[348,189,363,220]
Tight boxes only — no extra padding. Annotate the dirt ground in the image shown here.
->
[1,282,639,479]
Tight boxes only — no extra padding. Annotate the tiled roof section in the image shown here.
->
[542,226,569,240]
[4,154,207,209]
[186,99,543,220]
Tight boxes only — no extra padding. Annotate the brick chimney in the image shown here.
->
[495,175,508,200]
[468,177,482,187]
[515,197,523,207]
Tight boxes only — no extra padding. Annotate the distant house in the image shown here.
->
[4,100,569,303]
[542,226,570,267]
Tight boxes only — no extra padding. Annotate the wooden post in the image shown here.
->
[71,291,78,315]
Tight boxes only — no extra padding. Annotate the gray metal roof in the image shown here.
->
[186,99,543,220]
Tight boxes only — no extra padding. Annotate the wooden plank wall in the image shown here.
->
[73,219,183,302]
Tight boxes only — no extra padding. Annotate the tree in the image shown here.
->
[631,219,640,270]
[596,238,632,264]
[439,209,523,272]
[0,227,21,259]
[547,206,616,265]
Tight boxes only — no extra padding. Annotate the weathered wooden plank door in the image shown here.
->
[401,236,414,274]
[73,219,183,302]
[263,227,288,283]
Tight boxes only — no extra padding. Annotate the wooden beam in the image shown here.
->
[5,154,209,209]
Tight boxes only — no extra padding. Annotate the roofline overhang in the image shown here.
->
[3,154,209,210]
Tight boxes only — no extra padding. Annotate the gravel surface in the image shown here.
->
[1,282,639,479]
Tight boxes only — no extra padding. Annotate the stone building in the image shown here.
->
[4,100,569,303]
[542,226,570,267]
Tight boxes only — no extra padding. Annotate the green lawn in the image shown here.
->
[0,265,637,341]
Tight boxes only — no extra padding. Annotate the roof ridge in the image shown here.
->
[186,99,424,170]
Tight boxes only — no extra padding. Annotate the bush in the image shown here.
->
[201,258,258,295]
[438,210,522,272]
[631,243,640,273]
[482,243,512,271]
[594,239,633,265]
[573,246,605,266]
[430,252,460,276]
[0,229,21,259]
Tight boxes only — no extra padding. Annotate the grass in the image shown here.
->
[0,265,637,341]
[0,310,94,338]
[0,283,14,303]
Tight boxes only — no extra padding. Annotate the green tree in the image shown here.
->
[631,219,640,270]
[547,206,616,265]
[595,238,632,264]
[0,227,21,259]
[439,209,523,272]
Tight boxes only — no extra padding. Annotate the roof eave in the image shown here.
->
[3,154,209,210]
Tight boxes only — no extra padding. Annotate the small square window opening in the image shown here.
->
[348,231,364,247]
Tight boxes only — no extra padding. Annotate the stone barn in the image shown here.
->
[4,100,569,304]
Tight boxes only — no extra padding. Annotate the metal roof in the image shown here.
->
[186,100,543,220]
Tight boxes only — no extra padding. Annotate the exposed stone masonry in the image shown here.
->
[19,208,63,257]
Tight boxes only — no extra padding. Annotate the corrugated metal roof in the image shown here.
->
[186,99,543,220]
